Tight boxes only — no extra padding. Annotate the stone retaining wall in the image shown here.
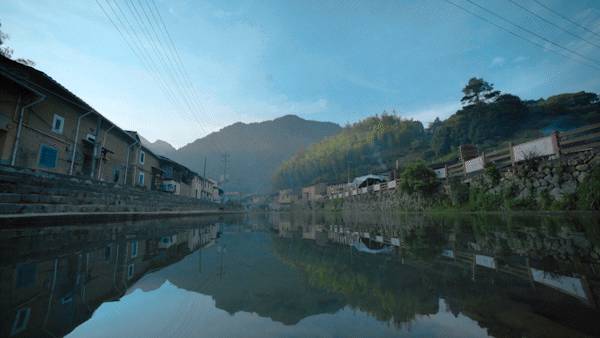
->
[0,164,228,214]
[472,150,599,203]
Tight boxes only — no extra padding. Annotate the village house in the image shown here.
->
[0,55,137,179]
[326,182,348,197]
[301,183,327,201]
[123,131,163,190]
[159,156,197,196]
[278,188,298,204]
[0,55,225,201]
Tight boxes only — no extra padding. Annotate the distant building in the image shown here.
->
[301,183,327,201]
[278,189,298,204]
[351,174,387,188]
[327,183,348,197]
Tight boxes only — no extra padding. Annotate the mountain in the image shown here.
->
[140,136,177,157]
[170,115,341,194]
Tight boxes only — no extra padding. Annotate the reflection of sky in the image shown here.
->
[67,280,490,338]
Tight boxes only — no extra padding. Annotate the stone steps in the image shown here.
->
[0,165,221,215]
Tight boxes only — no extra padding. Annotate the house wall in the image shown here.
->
[0,75,136,180]
[0,78,24,164]
[129,146,161,190]
[96,130,133,184]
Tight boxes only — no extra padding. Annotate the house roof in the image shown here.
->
[0,55,137,144]
[351,174,387,187]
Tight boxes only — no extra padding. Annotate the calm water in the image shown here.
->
[1,212,599,338]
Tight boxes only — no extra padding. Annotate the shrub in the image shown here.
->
[576,165,600,210]
[399,161,439,196]
[484,162,501,185]
[448,178,469,206]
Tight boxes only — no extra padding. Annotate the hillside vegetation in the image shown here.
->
[274,78,600,190]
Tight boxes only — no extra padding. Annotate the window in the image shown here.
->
[138,172,145,186]
[15,263,36,288]
[139,150,145,164]
[112,167,121,183]
[11,307,30,336]
[104,245,112,261]
[38,145,57,169]
[51,114,64,134]
[131,240,138,258]
[60,292,73,304]
[127,264,135,279]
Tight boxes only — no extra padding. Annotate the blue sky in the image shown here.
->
[1,0,600,147]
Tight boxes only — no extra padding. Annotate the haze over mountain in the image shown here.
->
[140,136,177,158]
[146,115,341,194]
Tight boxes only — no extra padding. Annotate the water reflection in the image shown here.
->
[1,212,599,337]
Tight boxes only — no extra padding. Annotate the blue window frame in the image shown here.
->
[38,144,58,169]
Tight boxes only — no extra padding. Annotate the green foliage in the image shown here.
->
[431,93,528,156]
[273,76,599,193]
[273,114,427,189]
[467,187,504,211]
[399,162,438,196]
[576,165,600,210]
[484,163,501,185]
[461,77,500,106]
[448,178,469,207]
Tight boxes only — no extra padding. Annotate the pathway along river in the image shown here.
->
[1,212,599,337]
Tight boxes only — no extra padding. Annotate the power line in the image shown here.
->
[143,0,225,151]
[532,0,600,40]
[443,0,600,71]
[97,0,227,156]
[462,0,600,67]
[147,0,219,132]
[124,0,225,154]
[507,0,600,50]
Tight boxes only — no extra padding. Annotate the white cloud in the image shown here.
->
[405,101,461,125]
[490,56,505,67]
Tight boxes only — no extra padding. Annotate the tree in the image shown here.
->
[0,21,35,66]
[461,77,499,106]
[399,161,438,196]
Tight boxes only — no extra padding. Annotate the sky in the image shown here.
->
[1,0,600,148]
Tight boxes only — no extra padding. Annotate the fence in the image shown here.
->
[434,122,600,179]
[327,179,398,200]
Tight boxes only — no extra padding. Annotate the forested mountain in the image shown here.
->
[171,115,341,194]
[273,78,600,190]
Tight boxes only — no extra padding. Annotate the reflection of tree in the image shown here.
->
[272,237,439,328]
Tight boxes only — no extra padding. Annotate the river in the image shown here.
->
[1,212,599,337]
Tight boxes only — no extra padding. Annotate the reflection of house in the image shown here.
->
[301,183,326,201]
[0,219,220,338]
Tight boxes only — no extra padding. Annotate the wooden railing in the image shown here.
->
[434,122,600,179]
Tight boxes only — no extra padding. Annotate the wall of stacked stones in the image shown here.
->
[472,150,599,202]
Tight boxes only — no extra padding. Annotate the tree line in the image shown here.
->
[273,77,600,190]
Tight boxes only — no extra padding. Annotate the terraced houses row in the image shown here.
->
[0,55,221,202]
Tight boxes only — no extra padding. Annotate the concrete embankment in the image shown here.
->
[0,165,239,225]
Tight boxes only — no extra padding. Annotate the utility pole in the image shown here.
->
[203,156,207,200]
[221,152,229,189]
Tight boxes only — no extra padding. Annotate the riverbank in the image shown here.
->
[288,150,600,213]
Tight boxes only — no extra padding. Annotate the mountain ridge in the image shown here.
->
[143,115,341,194]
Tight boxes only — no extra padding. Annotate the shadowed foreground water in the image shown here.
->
[1,212,599,337]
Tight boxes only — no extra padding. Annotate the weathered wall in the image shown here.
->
[472,150,599,202]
